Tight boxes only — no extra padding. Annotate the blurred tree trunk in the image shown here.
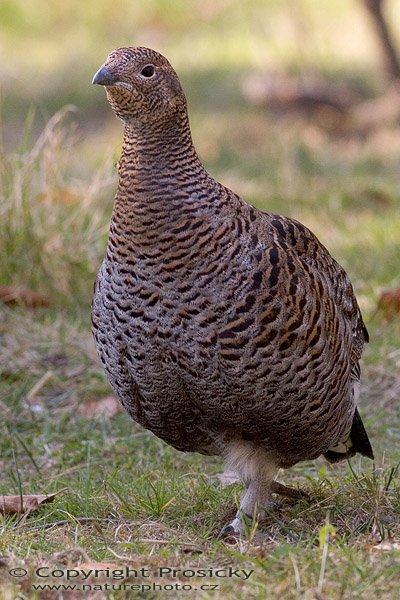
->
[361,0,400,81]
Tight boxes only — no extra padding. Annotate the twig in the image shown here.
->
[362,0,400,81]
[138,538,200,546]
[108,540,202,563]
[22,517,138,530]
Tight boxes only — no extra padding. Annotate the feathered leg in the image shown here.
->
[221,441,277,534]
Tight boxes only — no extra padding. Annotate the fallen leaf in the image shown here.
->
[0,489,67,515]
[376,288,400,321]
[0,286,50,308]
[80,396,123,418]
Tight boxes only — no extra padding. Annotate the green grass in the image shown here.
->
[1,1,400,598]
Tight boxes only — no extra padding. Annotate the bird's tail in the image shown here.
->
[324,408,374,463]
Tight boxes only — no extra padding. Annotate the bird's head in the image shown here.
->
[92,47,186,128]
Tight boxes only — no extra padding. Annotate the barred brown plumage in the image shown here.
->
[91,47,373,533]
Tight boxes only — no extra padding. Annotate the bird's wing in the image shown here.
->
[267,213,368,366]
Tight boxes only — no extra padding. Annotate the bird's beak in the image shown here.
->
[92,66,119,86]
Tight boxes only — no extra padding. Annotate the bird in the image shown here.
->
[91,46,374,534]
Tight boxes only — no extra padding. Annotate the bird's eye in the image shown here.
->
[141,65,155,78]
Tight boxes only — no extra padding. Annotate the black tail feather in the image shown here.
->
[324,408,374,464]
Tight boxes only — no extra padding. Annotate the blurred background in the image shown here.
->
[1,0,399,333]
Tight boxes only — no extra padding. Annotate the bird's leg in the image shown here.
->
[221,441,277,535]
[218,470,309,500]
[223,478,275,534]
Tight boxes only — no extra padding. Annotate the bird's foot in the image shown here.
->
[220,511,254,537]
[270,480,310,501]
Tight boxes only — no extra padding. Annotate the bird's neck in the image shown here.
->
[108,112,226,260]
[116,112,208,197]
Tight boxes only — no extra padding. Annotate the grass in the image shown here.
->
[0,337,400,599]
[1,1,400,598]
